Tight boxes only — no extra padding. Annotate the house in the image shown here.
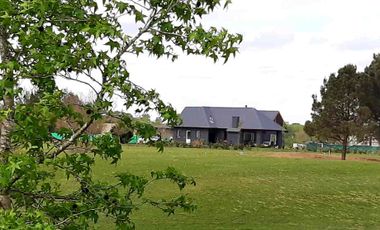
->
[350,136,380,147]
[173,106,285,147]
[259,110,285,127]
[101,123,117,134]
[155,124,174,141]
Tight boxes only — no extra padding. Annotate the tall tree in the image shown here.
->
[306,65,364,160]
[0,0,242,228]
[303,120,316,138]
[360,54,380,140]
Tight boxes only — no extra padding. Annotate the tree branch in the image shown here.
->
[57,73,100,95]
[49,121,94,158]
[116,8,158,59]
[9,189,79,202]
[149,28,184,38]
[83,70,102,88]
[126,0,150,11]
[55,208,103,227]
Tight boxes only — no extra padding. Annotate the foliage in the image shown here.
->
[303,120,316,138]
[0,0,242,228]
[209,142,231,150]
[305,65,366,160]
[283,123,310,147]
[360,54,380,140]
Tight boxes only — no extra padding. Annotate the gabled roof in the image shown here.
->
[179,107,283,131]
[260,110,284,125]
[260,111,279,121]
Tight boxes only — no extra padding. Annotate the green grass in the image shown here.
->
[89,146,380,229]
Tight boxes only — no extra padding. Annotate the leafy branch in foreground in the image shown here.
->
[0,0,242,228]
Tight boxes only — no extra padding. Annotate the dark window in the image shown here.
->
[186,130,191,140]
[244,133,251,141]
[232,116,240,128]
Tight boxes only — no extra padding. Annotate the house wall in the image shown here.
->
[274,114,284,127]
[241,131,256,146]
[277,131,284,147]
[173,128,209,144]
[210,129,226,143]
[262,130,284,147]
[350,136,380,147]
[157,127,173,140]
[227,132,240,145]
[256,131,262,145]
[237,130,283,147]
[174,128,284,147]
[262,131,276,142]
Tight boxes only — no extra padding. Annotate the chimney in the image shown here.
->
[245,105,248,108]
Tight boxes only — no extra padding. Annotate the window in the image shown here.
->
[270,134,277,145]
[244,133,251,141]
[232,116,240,128]
[186,130,191,140]
[209,116,214,124]
[196,130,201,139]
[176,130,181,138]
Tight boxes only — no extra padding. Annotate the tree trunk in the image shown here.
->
[0,115,13,162]
[0,26,14,210]
[341,138,348,160]
[0,194,11,209]
[0,26,14,161]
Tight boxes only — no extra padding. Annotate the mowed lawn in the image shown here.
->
[89,146,380,229]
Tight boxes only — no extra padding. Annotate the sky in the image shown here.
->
[52,0,380,124]
[118,0,380,124]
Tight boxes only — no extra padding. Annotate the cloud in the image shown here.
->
[258,66,278,75]
[245,31,295,50]
[289,15,330,33]
[337,37,380,51]
[57,0,380,124]
[119,15,144,35]
[309,37,328,45]
[281,0,328,9]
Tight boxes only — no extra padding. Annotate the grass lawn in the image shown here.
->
[88,146,380,229]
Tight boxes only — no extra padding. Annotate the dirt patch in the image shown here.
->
[361,158,380,163]
[262,152,380,163]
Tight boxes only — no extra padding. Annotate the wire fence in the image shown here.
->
[306,142,380,154]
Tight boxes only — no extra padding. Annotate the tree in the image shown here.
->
[306,65,364,160]
[283,123,310,147]
[303,120,316,138]
[0,0,242,228]
[360,54,380,141]
[56,91,106,135]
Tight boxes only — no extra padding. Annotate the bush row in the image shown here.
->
[157,140,272,151]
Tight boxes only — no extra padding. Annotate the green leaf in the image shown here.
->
[134,10,145,23]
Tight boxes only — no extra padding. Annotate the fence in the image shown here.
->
[306,142,380,154]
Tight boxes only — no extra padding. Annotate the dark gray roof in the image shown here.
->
[260,111,279,121]
[179,107,283,131]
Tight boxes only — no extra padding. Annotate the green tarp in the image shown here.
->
[128,135,140,144]
[306,142,380,153]
[51,132,64,141]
